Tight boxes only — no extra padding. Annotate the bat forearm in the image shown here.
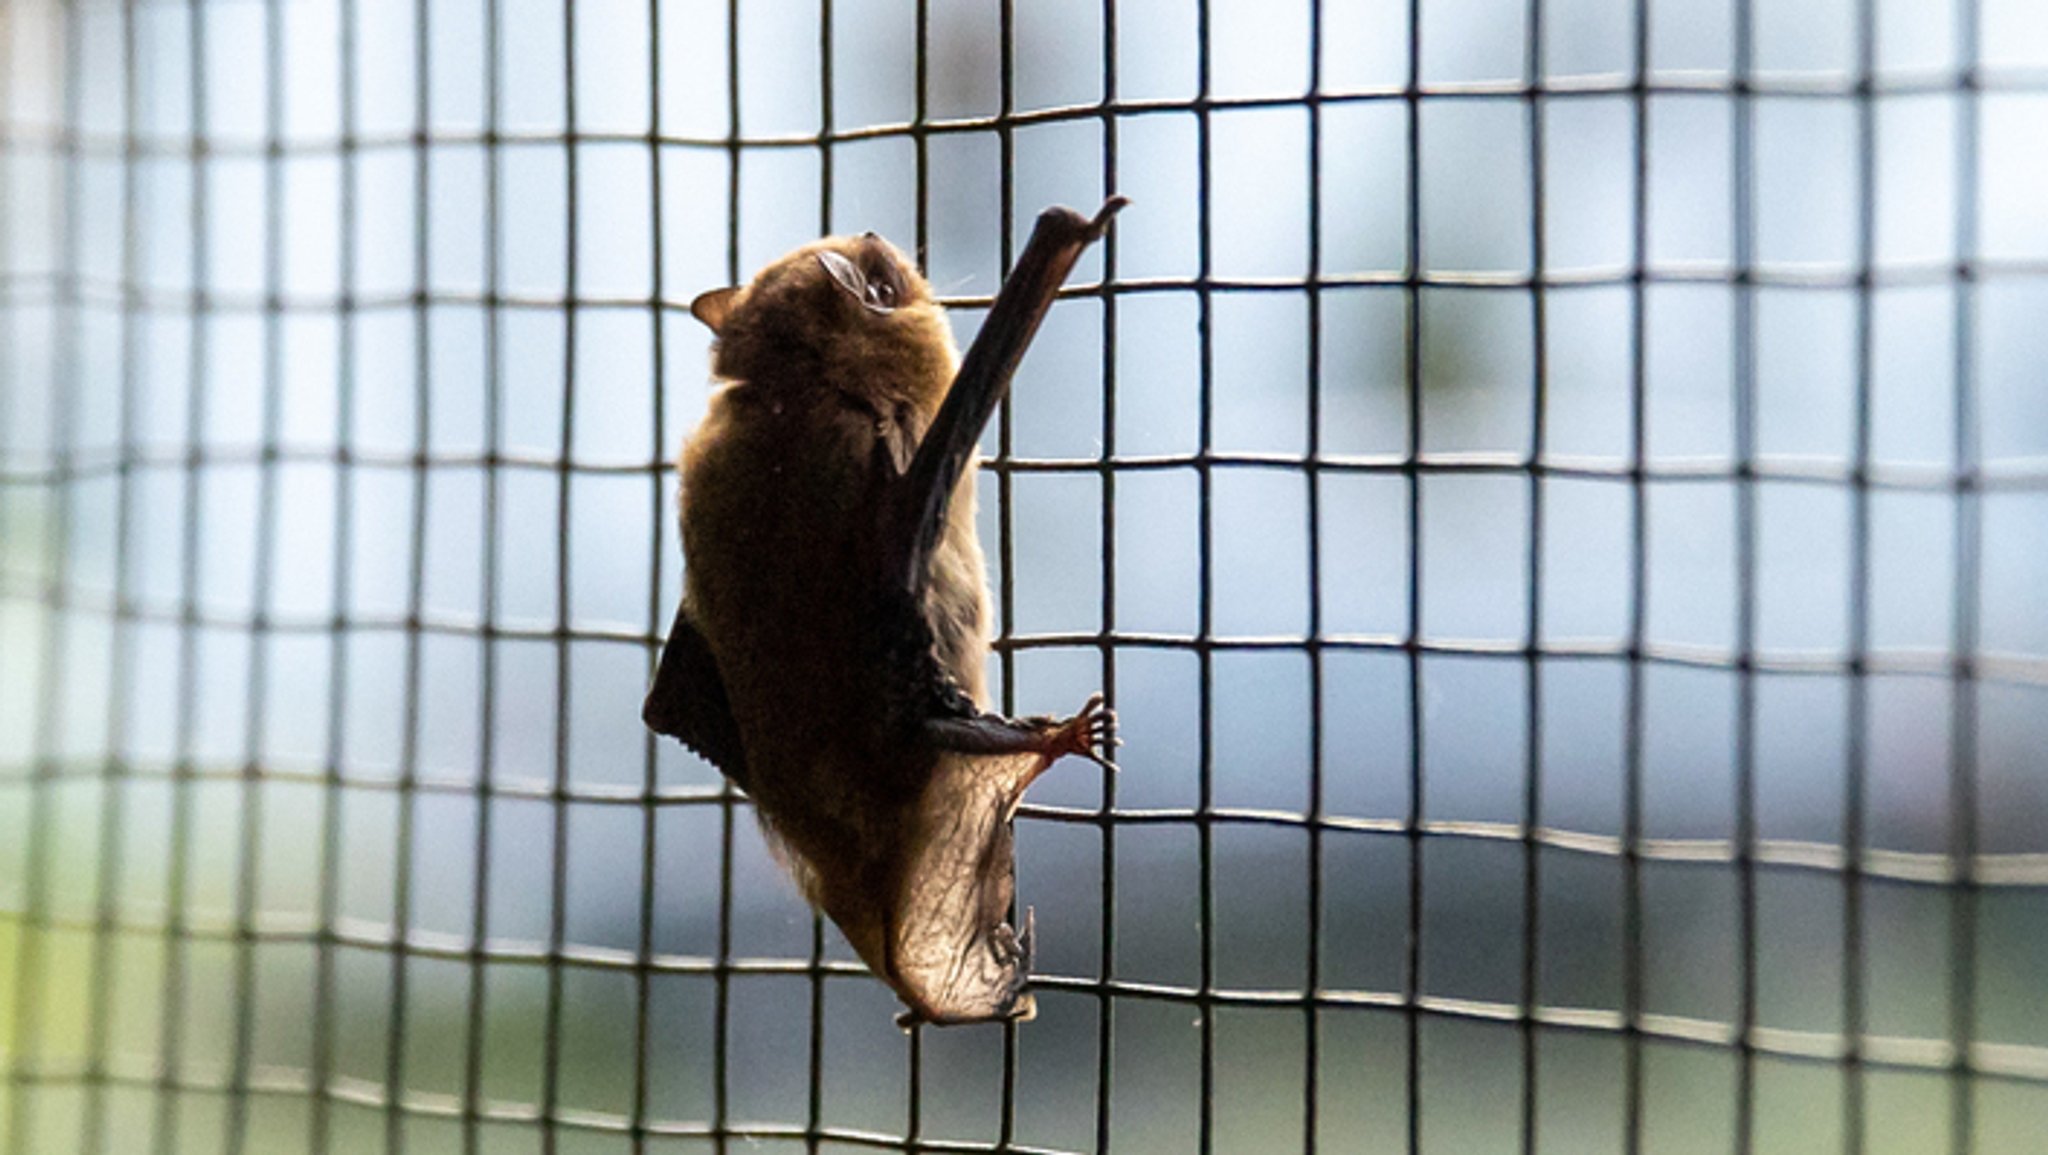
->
[924,713,1065,756]
[882,198,1128,592]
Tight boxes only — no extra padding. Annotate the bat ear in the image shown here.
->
[816,249,868,301]
[818,249,901,315]
[690,287,741,333]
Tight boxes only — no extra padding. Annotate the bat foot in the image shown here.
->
[889,910,1039,1031]
[894,994,1038,1031]
[1049,692,1119,773]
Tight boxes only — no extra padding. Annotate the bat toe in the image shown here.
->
[1048,693,1119,772]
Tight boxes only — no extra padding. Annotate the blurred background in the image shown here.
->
[3,0,2047,1152]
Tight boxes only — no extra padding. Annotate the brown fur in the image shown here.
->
[653,205,1123,1024]
[677,233,993,968]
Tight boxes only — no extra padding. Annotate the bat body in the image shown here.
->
[646,203,1123,1025]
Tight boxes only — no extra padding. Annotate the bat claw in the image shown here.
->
[1084,195,1130,238]
[1049,692,1119,773]
[1036,197,1130,250]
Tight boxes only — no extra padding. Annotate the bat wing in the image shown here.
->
[643,599,751,792]
[873,199,1127,606]
[856,199,1127,744]
[884,747,1046,1025]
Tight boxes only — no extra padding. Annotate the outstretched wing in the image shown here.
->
[872,199,1128,603]
[859,199,1128,742]
[643,599,750,792]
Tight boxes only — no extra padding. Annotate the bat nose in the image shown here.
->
[861,231,880,243]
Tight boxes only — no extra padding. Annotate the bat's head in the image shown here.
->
[690,232,958,411]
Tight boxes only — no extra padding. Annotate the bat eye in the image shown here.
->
[866,279,897,309]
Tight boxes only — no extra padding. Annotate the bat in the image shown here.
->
[644,199,1126,1026]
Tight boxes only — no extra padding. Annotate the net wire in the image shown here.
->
[3,0,2048,1153]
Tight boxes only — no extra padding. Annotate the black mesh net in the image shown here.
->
[4,0,2047,1152]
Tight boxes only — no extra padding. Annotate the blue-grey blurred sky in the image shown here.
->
[4,0,2045,835]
